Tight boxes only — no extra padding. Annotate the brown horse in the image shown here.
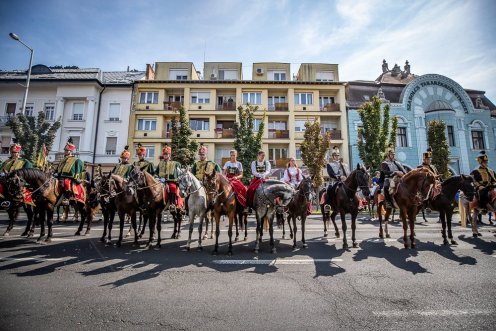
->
[203,171,238,255]
[94,170,117,244]
[465,187,496,237]
[318,187,339,238]
[375,168,436,248]
[127,166,166,248]
[325,165,370,249]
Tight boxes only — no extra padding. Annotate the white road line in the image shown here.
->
[0,257,66,262]
[373,309,493,317]
[212,258,343,265]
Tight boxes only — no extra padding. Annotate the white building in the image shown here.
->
[0,65,144,170]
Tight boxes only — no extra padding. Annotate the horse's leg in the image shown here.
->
[378,202,384,238]
[55,205,61,223]
[471,210,481,237]
[84,204,92,235]
[197,212,205,251]
[422,207,428,223]
[408,209,416,249]
[400,209,408,249]
[301,215,307,248]
[340,211,348,249]
[147,211,155,248]
[107,208,115,243]
[117,211,125,247]
[139,212,148,239]
[36,207,46,242]
[234,209,240,242]
[243,211,248,241]
[278,213,285,239]
[75,203,85,236]
[287,214,293,240]
[228,212,234,256]
[156,210,162,248]
[292,215,298,249]
[322,206,328,237]
[440,210,448,245]
[212,213,221,255]
[351,212,358,248]
[100,207,108,242]
[131,211,138,246]
[446,209,457,245]
[384,207,391,239]
[269,213,276,254]
[254,212,261,254]
[330,211,339,238]
[186,210,195,251]
[4,207,17,236]
[21,205,33,236]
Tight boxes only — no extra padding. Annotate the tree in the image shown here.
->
[7,111,61,164]
[301,121,330,189]
[427,120,450,179]
[233,104,265,185]
[357,96,397,171]
[170,107,198,167]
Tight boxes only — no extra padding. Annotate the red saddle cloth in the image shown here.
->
[0,183,35,206]
[227,175,247,208]
[57,179,86,204]
[246,177,264,208]
[163,182,184,209]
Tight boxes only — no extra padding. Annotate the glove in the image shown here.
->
[52,172,59,178]
[160,178,166,183]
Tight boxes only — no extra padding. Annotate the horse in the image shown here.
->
[252,179,294,254]
[465,185,496,237]
[203,171,238,255]
[94,170,117,244]
[127,166,165,248]
[177,168,208,251]
[278,176,315,249]
[424,175,475,245]
[325,164,370,249]
[376,168,436,248]
[108,174,140,247]
[318,187,339,238]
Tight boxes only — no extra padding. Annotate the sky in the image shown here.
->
[1,0,496,100]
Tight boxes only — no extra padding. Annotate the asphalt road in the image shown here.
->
[0,211,495,331]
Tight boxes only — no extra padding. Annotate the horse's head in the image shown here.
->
[354,164,370,197]
[203,170,218,197]
[128,166,146,189]
[4,172,26,203]
[415,168,436,198]
[177,168,190,197]
[298,175,315,201]
[460,174,475,201]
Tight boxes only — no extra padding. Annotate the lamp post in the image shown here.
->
[9,32,34,116]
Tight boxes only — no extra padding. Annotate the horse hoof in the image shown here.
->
[335,233,340,238]
[324,233,328,237]
[379,233,384,239]
[282,235,286,240]
[253,249,259,254]
[3,232,9,237]
[235,237,239,242]
[186,246,191,251]
[472,233,478,238]
[45,238,52,243]
[84,230,90,236]
[343,243,348,250]
[386,234,391,239]
[99,237,105,243]
[443,240,449,246]
[302,243,308,249]
[74,231,81,236]
[477,233,483,237]
[211,250,218,256]
[197,246,203,251]
[271,248,277,254]
[290,234,294,239]
[21,232,28,237]
[451,240,458,245]
[156,244,161,249]
[352,242,358,248]
[116,241,122,247]
[244,237,248,241]
[202,235,208,240]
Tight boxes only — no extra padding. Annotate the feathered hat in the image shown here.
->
[64,137,76,152]
[9,143,21,153]
[162,144,171,155]
[136,143,146,156]
[120,145,131,159]
[198,144,207,154]
[422,147,433,159]
[477,150,488,164]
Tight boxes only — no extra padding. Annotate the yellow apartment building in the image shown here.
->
[128,61,348,172]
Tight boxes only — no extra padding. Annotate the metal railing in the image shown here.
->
[320,103,340,112]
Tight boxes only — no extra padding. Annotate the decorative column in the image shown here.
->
[82,97,96,153]
[53,97,65,153]
[457,117,471,174]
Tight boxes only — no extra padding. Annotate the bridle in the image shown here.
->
[178,171,204,197]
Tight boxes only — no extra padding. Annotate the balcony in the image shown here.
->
[271,158,289,168]
[322,129,342,140]
[163,101,183,110]
[268,129,289,139]
[216,128,235,138]
[216,102,236,111]
[163,131,172,139]
[0,116,12,127]
[268,103,289,111]
[320,103,341,112]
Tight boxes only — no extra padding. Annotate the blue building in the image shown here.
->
[346,60,496,174]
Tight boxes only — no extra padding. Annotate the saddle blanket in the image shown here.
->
[0,183,35,206]
[163,182,184,210]
[57,179,86,204]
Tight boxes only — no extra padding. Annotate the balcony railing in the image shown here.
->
[163,101,183,110]
[0,116,11,126]
[268,103,289,111]
[271,158,289,168]
[216,128,235,138]
[268,129,289,139]
[322,129,342,140]
[163,131,172,139]
[320,103,340,112]
[216,102,236,111]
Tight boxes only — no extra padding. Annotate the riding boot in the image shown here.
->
[384,187,393,209]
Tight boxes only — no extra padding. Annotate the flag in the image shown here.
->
[35,144,48,171]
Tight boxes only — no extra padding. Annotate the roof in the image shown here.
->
[103,71,145,84]
[346,82,404,108]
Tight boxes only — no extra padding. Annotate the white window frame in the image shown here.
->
[139,91,159,104]
[268,148,288,166]
[396,127,408,148]
[253,118,263,133]
[25,103,34,117]
[320,121,337,133]
[108,103,120,121]
[136,118,157,131]
[295,146,302,160]
[242,92,262,105]
[72,102,84,121]
[268,121,287,130]
[169,69,188,80]
[44,103,55,121]
[219,69,238,80]
[319,96,335,108]
[190,118,210,131]
[295,119,310,132]
[268,70,287,81]
[105,137,117,155]
[294,93,313,105]
[316,71,335,82]
[143,145,155,158]
[191,91,210,104]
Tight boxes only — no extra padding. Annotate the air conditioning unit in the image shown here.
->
[256,68,264,75]
[210,73,216,80]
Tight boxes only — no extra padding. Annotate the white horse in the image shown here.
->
[177,168,209,251]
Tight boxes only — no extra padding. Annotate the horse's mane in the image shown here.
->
[441,175,461,187]
[402,168,427,181]
[10,168,50,182]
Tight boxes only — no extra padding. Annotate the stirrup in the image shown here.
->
[324,204,331,212]
[62,198,70,206]
[1,201,11,208]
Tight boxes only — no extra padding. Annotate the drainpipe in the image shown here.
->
[92,84,106,178]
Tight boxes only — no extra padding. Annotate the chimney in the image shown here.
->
[127,66,130,72]
[145,64,155,80]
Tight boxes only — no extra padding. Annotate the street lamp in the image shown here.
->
[9,32,34,116]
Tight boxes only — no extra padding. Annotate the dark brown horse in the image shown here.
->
[203,171,238,255]
[375,168,436,248]
[318,187,339,238]
[465,186,496,237]
[325,164,370,249]
[94,170,117,244]
[424,175,475,245]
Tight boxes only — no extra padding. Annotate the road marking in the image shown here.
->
[373,309,493,317]
[0,257,66,262]
[212,258,343,265]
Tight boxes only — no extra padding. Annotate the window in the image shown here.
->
[136,119,157,131]
[296,147,302,160]
[294,93,313,105]
[191,92,210,104]
[268,121,287,130]
[268,96,286,110]
[72,102,84,121]
[242,92,262,105]
[6,103,16,115]
[69,136,80,151]
[108,103,120,121]
[268,148,288,166]
[1,136,11,154]
[142,146,155,158]
[105,137,117,155]
[253,118,263,132]
[396,127,408,147]
[167,95,184,103]
[320,121,337,133]
[169,69,188,80]
[268,71,287,81]
[139,91,159,104]
[295,119,308,132]
[447,125,455,147]
[219,69,238,80]
[319,96,335,108]
[25,103,34,117]
[190,118,209,131]
[44,103,55,121]
[316,71,335,81]
[472,130,485,150]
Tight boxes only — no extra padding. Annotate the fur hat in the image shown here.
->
[136,143,146,156]
[162,144,172,155]
[64,137,76,152]
[477,150,488,164]
[120,145,131,159]
[386,143,395,154]
[9,143,21,153]
[423,147,433,159]
[198,144,207,154]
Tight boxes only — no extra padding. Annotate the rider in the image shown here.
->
[155,144,182,208]
[192,145,221,182]
[417,147,441,178]
[222,149,247,208]
[246,150,271,208]
[380,143,407,208]
[283,157,312,215]
[112,146,132,179]
[470,150,496,212]
[55,138,85,206]
[326,146,349,185]
[0,143,33,208]
[133,143,155,174]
